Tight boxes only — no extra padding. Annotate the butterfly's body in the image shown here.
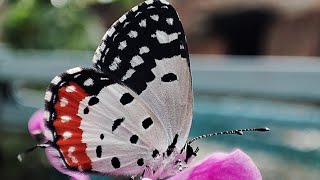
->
[42,0,195,179]
[144,148,185,179]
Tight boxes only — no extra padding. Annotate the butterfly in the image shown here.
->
[27,0,269,179]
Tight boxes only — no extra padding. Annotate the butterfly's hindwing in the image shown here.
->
[44,68,169,175]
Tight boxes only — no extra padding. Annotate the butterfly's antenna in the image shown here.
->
[17,143,50,162]
[188,127,270,144]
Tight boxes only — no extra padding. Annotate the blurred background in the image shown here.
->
[1,0,320,179]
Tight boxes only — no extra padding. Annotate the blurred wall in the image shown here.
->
[171,0,320,56]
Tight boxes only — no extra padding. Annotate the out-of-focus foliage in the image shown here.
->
[1,0,142,50]
[113,0,143,8]
[2,0,97,49]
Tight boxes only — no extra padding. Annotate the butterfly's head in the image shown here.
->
[177,143,199,166]
[147,144,198,179]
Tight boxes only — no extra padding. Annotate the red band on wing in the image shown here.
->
[54,82,92,170]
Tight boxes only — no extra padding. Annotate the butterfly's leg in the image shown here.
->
[177,159,183,171]
[176,159,188,172]
[140,169,145,179]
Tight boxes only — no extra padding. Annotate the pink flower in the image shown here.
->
[168,149,262,180]
[28,109,90,180]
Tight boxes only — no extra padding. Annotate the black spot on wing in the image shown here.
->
[152,149,159,158]
[88,97,99,106]
[120,93,134,105]
[111,157,121,169]
[161,73,177,82]
[142,117,153,129]
[130,135,139,144]
[96,146,102,158]
[112,117,125,132]
[137,158,144,166]
[83,107,89,114]
[100,134,104,140]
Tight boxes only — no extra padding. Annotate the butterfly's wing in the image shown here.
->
[43,0,192,177]
[44,68,168,175]
[93,0,193,150]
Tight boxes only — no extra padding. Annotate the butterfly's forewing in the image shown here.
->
[44,68,168,175]
[93,0,193,150]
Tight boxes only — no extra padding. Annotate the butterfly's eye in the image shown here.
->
[185,144,198,164]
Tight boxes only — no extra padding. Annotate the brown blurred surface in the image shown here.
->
[171,0,320,56]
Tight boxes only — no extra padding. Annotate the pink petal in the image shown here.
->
[169,149,262,180]
[70,176,91,180]
[28,109,45,136]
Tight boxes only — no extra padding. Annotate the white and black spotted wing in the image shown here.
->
[44,68,171,176]
[93,0,192,150]
[43,0,193,178]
